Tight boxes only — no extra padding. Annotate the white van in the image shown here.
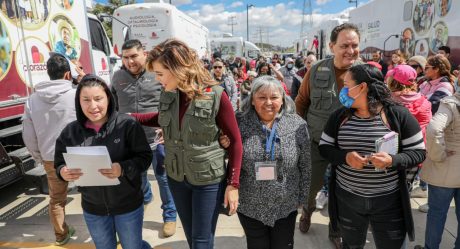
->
[112,1,210,59]
[0,0,117,190]
[350,0,460,65]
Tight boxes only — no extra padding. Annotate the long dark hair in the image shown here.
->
[348,64,400,116]
[256,62,272,77]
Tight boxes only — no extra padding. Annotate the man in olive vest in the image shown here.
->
[295,23,361,249]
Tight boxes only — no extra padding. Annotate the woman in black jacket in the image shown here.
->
[54,74,152,249]
[318,64,426,249]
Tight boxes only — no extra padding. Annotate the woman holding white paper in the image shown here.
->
[318,64,426,249]
[54,74,153,249]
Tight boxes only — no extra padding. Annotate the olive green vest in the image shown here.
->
[158,86,226,186]
[306,58,363,142]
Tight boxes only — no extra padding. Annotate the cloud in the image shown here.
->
[185,2,352,47]
[316,0,332,5]
[169,0,192,6]
[229,1,243,8]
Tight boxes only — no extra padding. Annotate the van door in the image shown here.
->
[87,18,114,85]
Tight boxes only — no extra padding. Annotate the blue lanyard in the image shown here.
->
[264,121,278,161]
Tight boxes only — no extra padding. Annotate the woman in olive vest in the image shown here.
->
[132,39,243,249]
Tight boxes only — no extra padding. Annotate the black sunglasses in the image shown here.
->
[409,64,420,69]
[213,66,223,69]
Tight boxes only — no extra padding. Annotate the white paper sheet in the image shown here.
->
[63,146,119,186]
[375,131,399,155]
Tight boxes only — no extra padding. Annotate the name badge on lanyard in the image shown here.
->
[255,121,278,181]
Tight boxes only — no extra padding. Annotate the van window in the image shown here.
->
[89,19,110,56]
[403,1,413,21]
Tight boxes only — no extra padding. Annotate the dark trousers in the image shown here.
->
[304,141,340,237]
[336,185,407,249]
[168,177,224,249]
[238,211,297,249]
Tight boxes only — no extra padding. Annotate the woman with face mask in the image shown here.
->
[318,64,426,249]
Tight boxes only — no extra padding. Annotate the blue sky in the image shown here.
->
[95,0,372,46]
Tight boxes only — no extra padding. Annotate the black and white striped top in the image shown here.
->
[336,114,399,197]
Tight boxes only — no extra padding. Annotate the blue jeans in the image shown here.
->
[425,185,460,249]
[153,144,176,222]
[83,205,151,249]
[168,177,225,249]
[141,169,153,204]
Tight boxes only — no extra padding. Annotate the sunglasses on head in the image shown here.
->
[213,66,223,69]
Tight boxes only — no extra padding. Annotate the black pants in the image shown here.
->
[336,185,407,249]
[238,211,297,249]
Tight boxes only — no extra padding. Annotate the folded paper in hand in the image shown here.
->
[63,146,120,186]
[375,131,399,155]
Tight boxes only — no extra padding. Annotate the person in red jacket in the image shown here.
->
[388,65,432,140]
[387,64,432,194]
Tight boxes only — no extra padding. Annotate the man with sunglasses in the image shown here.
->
[111,39,177,237]
[22,53,77,246]
[407,55,427,86]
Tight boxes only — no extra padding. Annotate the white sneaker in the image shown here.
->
[419,203,429,213]
[315,191,328,210]
[411,187,428,198]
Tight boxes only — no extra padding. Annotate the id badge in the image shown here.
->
[255,161,277,181]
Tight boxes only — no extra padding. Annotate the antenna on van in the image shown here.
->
[383,34,400,57]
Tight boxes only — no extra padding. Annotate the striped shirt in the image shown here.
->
[336,114,399,197]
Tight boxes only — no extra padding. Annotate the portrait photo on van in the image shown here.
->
[0,0,50,29]
[414,38,429,58]
[400,28,415,57]
[430,21,448,53]
[49,15,81,60]
[0,20,12,79]
[412,0,435,35]
[55,0,74,10]
[438,0,452,17]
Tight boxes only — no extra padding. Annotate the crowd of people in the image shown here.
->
[20,22,460,249]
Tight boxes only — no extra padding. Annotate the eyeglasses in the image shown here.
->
[213,66,223,69]
[409,64,420,69]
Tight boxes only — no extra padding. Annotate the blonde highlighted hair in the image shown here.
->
[146,39,218,100]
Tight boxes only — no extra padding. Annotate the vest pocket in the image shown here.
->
[165,154,178,176]
[158,113,172,139]
[188,152,225,182]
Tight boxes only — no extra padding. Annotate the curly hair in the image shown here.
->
[426,54,455,85]
[146,39,218,100]
[348,64,400,116]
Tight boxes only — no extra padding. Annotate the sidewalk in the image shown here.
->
[0,170,457,249]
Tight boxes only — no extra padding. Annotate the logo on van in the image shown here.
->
[101,58,107,70]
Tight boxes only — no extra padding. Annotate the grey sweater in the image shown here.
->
[111,69,162,144]
[237,110,311,226]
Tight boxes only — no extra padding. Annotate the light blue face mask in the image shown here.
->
[339,84,361,108]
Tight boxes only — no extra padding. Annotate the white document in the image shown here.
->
[375,131,399,155]
[63,146,120,187]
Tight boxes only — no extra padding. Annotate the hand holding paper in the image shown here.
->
[60,166,83,182]
[99,162,122,179]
